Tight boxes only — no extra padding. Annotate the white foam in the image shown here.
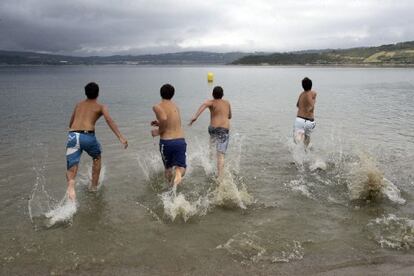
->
[44,194,78,227]
[160,188,209,222]
[367,214,414,249]
[210,171,253,209]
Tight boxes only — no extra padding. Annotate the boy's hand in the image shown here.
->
[188,117,197,126]
[151,120,159,127]
[120,137,128,149]
[151,129,159,137]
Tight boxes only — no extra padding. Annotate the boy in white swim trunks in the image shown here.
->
[294,77,317,148]
[189,86,232,178]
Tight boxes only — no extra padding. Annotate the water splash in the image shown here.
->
[28,163,106,228]
[160,187,209,222]
[44,195,78,227]
[77,164,106,191]
[346,153,405,204]
[367,214,414,249]
[285,177,313,199]
[210,171,253,209]
[138,134,253,222]
[28,173,78,228]
[216,231,304,264]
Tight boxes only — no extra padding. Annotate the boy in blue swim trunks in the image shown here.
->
[151,84,187,187]
[189,86,232,178]
[66,82,128,200]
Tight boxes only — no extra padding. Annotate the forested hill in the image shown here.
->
[0,51,247,65]
[232,41,414,66]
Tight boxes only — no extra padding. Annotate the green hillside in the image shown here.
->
[232,41,414,66]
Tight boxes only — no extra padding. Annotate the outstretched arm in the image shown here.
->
[102,105,128,148]
[152,105,167,137]
[189,100,211,126]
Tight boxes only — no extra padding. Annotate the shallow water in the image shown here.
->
[1,65,414,275]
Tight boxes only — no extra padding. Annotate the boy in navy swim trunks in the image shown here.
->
[66,82,128,200]
[189,86,232,178]
[151,84,187,187]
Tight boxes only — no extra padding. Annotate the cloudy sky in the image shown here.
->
[0,0,413,56]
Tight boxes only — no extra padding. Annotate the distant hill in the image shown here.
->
[2,41,414,66]
[232,41,414,66]
[0,51,247,65]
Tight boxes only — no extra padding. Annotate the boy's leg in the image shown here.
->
[90,157,101,191]
[304,135,311,148]
[165,168,173,183]
[173,167,186,187]
[66,165,79,200]
[217,152,225,178]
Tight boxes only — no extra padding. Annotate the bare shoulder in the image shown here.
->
[204,99,214,106]
[153,103,164,114]
[99,102,108,111]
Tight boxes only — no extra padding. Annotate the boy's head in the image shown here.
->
[212,86,223,99]
[160,84,175,100]
[302,77,312,91]
[85,82,99,99]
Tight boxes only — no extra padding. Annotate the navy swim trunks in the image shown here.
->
[208,126,230,154]
[159,138,187,169]
[66,131,101,169]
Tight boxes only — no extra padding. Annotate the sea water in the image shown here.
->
[1,65,414,275]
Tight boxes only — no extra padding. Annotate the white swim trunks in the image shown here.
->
[294,117,316,137]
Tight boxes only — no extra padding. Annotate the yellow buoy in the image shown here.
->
[207,72,214,83]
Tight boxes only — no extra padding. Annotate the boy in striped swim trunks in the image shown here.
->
[66,82,128,200]
[189,86,232,178]
[294,77,317,148]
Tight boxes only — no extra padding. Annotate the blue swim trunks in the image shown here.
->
[66,131,101,170]
[159,138,187,169]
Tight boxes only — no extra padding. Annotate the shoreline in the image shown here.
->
[0,63,414,68]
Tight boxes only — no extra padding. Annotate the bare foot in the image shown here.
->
[88,184,98,193]
[67,186,76,201]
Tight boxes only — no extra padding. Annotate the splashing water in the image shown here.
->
[216,231,304,264]
[28,164,106,228]
[367,214,414,249]
[138,133,253,222]
[210,171,253,209]
[287,138,327,172]
[28,173,78,228]
[285,177,313,199]
[44,195,78,227]
[160,186,209,222]
[346,153,405,204]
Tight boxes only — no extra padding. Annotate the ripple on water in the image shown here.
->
[216,231,304,264]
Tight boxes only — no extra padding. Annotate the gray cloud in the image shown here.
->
[0,0,413,55]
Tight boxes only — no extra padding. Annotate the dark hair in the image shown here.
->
[212,86,223,99]
[302,77,312,91]
[160,84,175,99]
[85,82,99,99]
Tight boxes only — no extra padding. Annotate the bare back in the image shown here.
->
[69,100,103,131]
[296,90,317,119]
[209,99,231,129]
[156,100,184,139]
